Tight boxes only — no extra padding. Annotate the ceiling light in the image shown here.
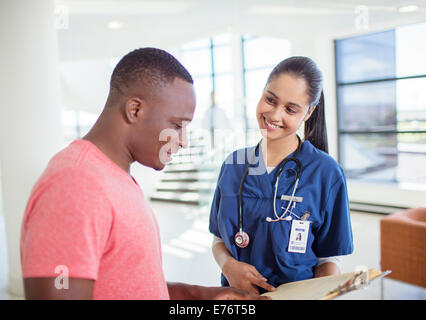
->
[398,5,419,13]
[246,4,345,15]
[65,1,189,15]
[107,21,122,30]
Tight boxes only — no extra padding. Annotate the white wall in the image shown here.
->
[0,0,63,296]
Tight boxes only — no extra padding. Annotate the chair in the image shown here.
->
[380,207,426,298]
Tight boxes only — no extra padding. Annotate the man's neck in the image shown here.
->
[83,111,133,174]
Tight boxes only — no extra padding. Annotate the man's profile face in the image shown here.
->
[130,77,196,170]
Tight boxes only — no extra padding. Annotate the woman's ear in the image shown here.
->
[304,106,316,122]
[123,97,145,124]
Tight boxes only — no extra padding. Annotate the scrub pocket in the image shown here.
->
[270,203,315,264]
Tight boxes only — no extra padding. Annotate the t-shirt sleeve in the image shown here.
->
[312,174,354,258]
[21,168,113,280]
[209,162,226,237]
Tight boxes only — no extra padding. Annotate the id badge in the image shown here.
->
[288,220,310,253]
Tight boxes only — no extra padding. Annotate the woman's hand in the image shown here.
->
[222,257,276,294]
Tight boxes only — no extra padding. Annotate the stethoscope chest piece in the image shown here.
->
[234,231,250,248]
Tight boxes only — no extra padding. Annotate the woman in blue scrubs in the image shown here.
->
[209,56,354,294]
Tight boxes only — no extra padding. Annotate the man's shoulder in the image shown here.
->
[34,141,105,193]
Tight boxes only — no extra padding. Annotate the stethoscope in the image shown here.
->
[234,135,304,249]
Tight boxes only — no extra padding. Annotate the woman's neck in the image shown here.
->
[262,134,299,167]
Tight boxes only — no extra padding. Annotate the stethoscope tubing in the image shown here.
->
[235,136,303,247]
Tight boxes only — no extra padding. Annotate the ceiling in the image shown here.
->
[55,0,426,114]
[57,0,426,61]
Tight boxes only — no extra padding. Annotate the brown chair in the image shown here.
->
[380,207,426,294]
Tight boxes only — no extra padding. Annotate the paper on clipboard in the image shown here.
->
[261,269,391,300]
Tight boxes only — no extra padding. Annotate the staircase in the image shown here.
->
[150,133,220,205]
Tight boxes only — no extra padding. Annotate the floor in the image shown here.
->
[0,203,425,300]
[153,202,426,300]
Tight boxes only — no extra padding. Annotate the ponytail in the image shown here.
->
[304,91,328,154]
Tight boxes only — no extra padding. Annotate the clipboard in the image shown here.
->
[261,269,392,300]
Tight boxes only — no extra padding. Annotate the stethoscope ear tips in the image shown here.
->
[266,216,292,222]
[266,216,293,222]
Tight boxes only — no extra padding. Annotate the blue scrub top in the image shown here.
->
[209,140,354,292]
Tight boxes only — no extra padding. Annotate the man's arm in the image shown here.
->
[167,282,270,300]
[314,262,340,278]
[24,278,94,300]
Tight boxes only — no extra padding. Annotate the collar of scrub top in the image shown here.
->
[237,135,303,239]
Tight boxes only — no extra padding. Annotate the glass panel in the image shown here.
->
[180,48,212,76]
[77,111,97,137]
[62,109,77,128]
[244,68,272,128]
[245,68,271,100]
[213,45,232,74]
[62,109,78,142]
[246,99,259,129]
[396,77,426,131]
[341,132,426,184]
[247,128,262,147]
[214,74,234,109]
[340,133,398,182]
[336,30,396,83]
[192,76,213,123]
[213,33,232,46]
[244,37,291,70]
[338,81,396,132]
[180,38,211,50]
[396,21,426,77]
[63,127,77,143]
[0,168,3,216]
[336,22,426,186]
[397,132,426,184]
[242,34,256,41]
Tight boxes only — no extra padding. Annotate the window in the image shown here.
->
[335,21,426,185]
[62,109,97,144]
[177,33,291,152]
[242,35,291,146]
[178,35,232,128]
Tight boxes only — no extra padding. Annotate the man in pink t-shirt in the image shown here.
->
[21,139,170,299]
[20,48,268,300]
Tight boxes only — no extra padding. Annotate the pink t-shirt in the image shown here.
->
[20,139,170,300]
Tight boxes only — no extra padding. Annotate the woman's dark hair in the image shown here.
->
[266,56,328,153]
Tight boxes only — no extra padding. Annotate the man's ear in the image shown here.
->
[124,97,145,124]
[304,106,316,122]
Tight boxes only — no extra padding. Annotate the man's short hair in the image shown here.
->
[110,47,193,95]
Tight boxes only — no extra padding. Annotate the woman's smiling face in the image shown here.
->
[256,73,315,142]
